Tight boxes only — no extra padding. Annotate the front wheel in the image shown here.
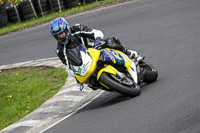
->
[99,72,141,97]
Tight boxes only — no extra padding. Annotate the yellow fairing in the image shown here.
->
[97,65,118,90]
[105,48,133,71]
[97,65,117,81]
[75,48,100,83]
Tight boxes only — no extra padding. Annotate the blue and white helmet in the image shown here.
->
[50,17,71,44]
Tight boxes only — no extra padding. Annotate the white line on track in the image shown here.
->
[39,90,105,133]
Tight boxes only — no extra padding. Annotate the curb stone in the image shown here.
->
[0,57,102,133]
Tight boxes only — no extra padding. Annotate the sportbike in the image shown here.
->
[66,44,158,97]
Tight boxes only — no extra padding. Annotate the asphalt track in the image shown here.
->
[1,0,200,132]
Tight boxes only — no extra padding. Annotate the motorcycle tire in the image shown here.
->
[140,60,158,84]
[99,72,141,97]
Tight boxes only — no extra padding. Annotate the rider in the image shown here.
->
[50,17,142,77]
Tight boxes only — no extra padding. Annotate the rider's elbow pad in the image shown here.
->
[92,29,104,40]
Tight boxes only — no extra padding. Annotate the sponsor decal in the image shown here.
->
[78,67,82,75]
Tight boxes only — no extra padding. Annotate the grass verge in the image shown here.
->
[0,0,132,36]
[0,66,67,130]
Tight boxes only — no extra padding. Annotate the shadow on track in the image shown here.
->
[76,79,160,114]
[76,92,133,113]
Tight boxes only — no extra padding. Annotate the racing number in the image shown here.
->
[110,50,124,65]
[110,50,122,60]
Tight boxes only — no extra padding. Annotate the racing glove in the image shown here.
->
[94,37,105,49]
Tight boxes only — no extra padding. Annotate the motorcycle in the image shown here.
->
[66,43,158,97]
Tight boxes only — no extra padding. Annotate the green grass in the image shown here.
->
[0,0,125,35]
[0,66,67,130]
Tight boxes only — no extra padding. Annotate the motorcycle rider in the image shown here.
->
[50,17,142,78]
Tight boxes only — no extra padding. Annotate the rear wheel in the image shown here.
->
[99,72,141,97]
[140,60,158,83]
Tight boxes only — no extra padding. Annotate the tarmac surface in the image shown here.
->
[1,0,200,132]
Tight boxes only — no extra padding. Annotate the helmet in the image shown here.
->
[50,17,71,44]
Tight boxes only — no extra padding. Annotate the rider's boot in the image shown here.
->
[125,49,144,62]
